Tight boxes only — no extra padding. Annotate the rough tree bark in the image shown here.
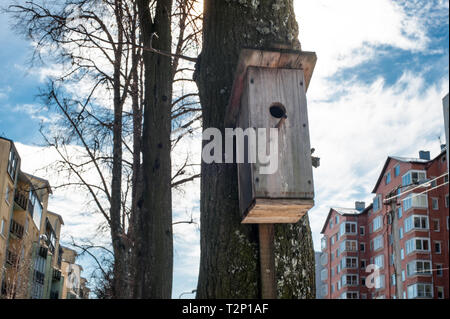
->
[135,0,174,299]
[195,0,316,298]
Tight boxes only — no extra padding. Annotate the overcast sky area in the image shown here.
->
[0,0,449,298]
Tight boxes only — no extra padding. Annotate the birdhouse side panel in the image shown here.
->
[236,79,256,217]
[246,67,314,200]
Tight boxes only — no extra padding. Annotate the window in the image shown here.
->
[337,281,341,291]
[7,147,19,181]
[375,275,385,289]
[320,269,328,281]
[436,264,443,277]
[407,260,431,276]
[399,227,404,239]
[435,241,442,254]
[320,253,328,266]
[430,178,437,187]
[5,185,11,205]
[361,277,366,286]
[342,257,358,269]
[407,283,433,299]
[330,252,334,262]
[373,194,382,212]
[401,270,405,282]
[335,215,339,224]
[339,222,357,236]
[400,249,404,260]
[433,219,440,232]
[360,226,365,236]
[322,285,328,296]
[405,238,430,254]
[342,275,358,287]
[1,219,6,237]
[374,255,384,269]
[394,164,400,177]
[391,274,396,286]
[341,292,358,299]
[402,170,426,186]
[321,237,327,250]
[385,172,391,184]
[340,240,357,253]
[404,215,428,232]
[329,220,333,229]
[437,287,444,299]
[446,194,449,208]
[331,235,335,246]
[372,216,382,232]
[432,198,439,210]
[373,235,383,251]
[29,191,43,231]
[361,260,366,269]
[360,243,365,252]
[337,265,340,274]
[397,207,402,219]
[403,194,428,211]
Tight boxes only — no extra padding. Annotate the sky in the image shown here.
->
[0,0,449,299]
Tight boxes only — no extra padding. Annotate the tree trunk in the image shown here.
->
[195,0,315,299]
[135,0,174,298]
[110,0,131,299]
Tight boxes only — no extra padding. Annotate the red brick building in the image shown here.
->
[320,148,449,299]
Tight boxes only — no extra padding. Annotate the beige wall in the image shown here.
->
[0,138,17,276]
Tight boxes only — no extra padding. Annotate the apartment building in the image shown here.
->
[60,246,89,299]
[0,136,88,299]
[320,148,449,299]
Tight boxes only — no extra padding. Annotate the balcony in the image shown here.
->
[53,268,62,281]
[38,246,48,259]
[34,270,45,285]
[14,191,28,211]
[6,249,17,266]
[9,220,24,239]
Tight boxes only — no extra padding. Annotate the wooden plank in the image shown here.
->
[237,78,255,217]
[247,67,314,200]
[258,224,276,299]
[242,198,314,224]
[225,48,317,127]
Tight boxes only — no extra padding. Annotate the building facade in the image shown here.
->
[0,136,88,299]
[320,149,449,299]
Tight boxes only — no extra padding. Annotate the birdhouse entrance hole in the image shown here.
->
[269,103,286,119]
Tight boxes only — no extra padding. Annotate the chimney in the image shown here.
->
[419,150,430,160]
[355,201,365,212]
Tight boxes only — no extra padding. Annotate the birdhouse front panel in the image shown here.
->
[237,66,314,224]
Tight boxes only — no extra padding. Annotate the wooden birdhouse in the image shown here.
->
[225,48,317,224]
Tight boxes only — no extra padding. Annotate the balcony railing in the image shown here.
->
[38,246,48,259]
[9,220,24,239]
[53,268,62,281]
[34,271,45,285]
[14,191,28,211]
[6,249,17,266]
